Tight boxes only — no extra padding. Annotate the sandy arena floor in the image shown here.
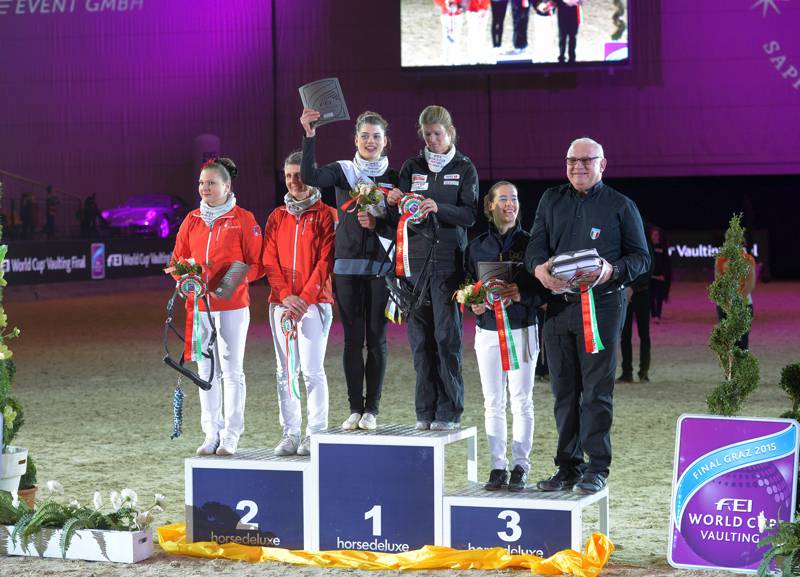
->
[1,279,797,576]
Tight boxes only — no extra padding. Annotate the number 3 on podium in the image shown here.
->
[497,509,521,542]
[364,504,382,536]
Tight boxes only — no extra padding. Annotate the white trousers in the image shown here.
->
[197,307,249,444]
[474,324,539,472]
[269,303,332,437]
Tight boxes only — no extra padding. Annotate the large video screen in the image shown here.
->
[400,0,629,69]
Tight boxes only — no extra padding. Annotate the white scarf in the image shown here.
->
[424,146,456,173]
[284,188,321,215]
[200,193,236,227]
[352,154,389,177]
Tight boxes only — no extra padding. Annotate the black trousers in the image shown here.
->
[407,266,464,423]
[620,289,651,376]
[335,274,389,415]
[557,7,579,62]
[543,290,625,476]
[650,279,667,319]
[491,0,509,47]
[511,0,530,49]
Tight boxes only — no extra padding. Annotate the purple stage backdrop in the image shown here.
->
[669,415,799,573]
[0,0,799,223]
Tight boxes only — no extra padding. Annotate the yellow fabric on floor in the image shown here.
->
[157,523,613,576]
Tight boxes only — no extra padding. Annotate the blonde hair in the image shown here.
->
[417,105,457,143]
[483,181,519,225]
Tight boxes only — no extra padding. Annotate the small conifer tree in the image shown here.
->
[706,214,759,415]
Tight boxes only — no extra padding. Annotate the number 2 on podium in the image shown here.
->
[236,499,259,530]
[364,505,382,536]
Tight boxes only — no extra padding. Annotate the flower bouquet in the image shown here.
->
[452,281,486,308]
[0,481,165,562]
[163,257,202,277]
[346,182,387,217]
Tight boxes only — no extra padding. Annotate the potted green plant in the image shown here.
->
[16,454,36,509]
[778,362,800,422]
[0,482,165,563]
[757,518,800,577]
[0,185,24,491]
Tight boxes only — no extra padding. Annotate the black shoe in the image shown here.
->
[573,471,608,494]
[638,372,650,383]
[508,465,528,492]
[484,469,509,491]
[537,467,581,491]
[616,373,633,384]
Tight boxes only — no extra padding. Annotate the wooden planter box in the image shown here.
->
[0,525,153,563]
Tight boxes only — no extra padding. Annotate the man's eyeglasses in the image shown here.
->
[566,157,601,166]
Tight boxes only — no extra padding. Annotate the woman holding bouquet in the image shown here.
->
[386,105,478,431]
[299,109,399,431]
[464,181,543,491]
[263,151,335,457]
[171,157,264,457]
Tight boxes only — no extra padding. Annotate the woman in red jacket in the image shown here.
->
[263,151,335,457]
[172,157,263,457]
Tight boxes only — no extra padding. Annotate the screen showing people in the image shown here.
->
[400,0,629,68]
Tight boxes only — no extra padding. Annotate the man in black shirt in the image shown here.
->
[525,137,649,494]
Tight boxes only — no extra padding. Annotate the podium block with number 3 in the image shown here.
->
[311,425,477,551]
[444,483,609,555]
[185,449,312,550]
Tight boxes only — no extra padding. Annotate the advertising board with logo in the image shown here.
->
[669,415,799,572]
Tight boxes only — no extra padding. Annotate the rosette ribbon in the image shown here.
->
[177,273,208,362]
[281,312,301,400]
[473,279,519,371]
[579,283,604,354]
[340,185,390,213]
[395,193,427,278]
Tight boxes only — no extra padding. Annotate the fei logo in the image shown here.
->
[590,228,601,240]
[714,498,752,513]
[90,243,105,280]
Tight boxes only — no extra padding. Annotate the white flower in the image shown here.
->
[121,488,138,506]
[187,258,196,265]
[134,511,153,530]
[152,504,164,514]
[46,480,64,495]
[154,493,166,509]
[11,495,19,508]
[92,491,103,510]
[68,498,80,508]
[757,510,767,533]
[109,491,123,511]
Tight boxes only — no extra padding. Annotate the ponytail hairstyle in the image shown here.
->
[202,157,238,182]
[483,181,519,226]
[417,105,457,144]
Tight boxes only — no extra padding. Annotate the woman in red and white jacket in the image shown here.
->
[262,151,335,457]
[172,157,263,457]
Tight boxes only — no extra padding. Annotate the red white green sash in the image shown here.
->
[281,312,301,400]
[395,193,427,278]
[473,279,520,371]
[177,274,207,362]
[579,283,605,354]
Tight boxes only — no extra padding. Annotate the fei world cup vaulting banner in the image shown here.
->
[669,415,799,573]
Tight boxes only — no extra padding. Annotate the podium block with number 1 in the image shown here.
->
[310,425,477,551]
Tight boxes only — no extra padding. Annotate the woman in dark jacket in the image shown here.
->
[300,109,399,431]
[386,105,478,431]
[465,181,542,492]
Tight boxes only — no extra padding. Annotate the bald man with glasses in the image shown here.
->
[524,137,649,494]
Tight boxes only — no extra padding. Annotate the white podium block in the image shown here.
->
[185,448,312,550]
[310,424,478,551]
[444,483,609,556]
